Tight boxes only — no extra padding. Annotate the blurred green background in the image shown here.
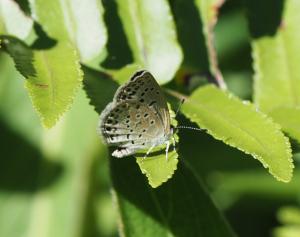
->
[1,0,300,237]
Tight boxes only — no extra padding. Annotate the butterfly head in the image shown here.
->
[170,125,175,135]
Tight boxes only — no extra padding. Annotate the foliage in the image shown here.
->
[182,85,292,182]
[1,0,300,236]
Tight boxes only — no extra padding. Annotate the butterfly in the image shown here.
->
[98,70,176,159]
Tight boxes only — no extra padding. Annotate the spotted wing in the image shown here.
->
[99,100,166,157]
[113,70,171,133]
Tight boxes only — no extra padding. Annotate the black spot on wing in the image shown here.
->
[149,101,156,107]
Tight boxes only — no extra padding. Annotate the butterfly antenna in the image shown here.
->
[173,99,203,132]
[175,98,185,117]
[176,126,203,132]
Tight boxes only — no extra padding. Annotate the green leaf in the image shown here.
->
[61,0,107,64]
[0,54,113,237]
[83,66,119,114]
[277,207,300,225]
[116,0,182,84]
[29,0,70,41]
[253,0,300,112]
[168,0,209,71]
[212,171,300,209]
[109,64,142,84]
[0,0,33,39]
[194,0,226,88]
[29,89,101,237]
[2,37,83,128]
[273,207,300,237]
[273,226,300,237]
[269,107,300,144]
[2,0,85,128]
[136,150,178,188]
[0,52,42,145]
[181,85,293,182]
[26,42,83,128]
[30,0,107,64]
[110,157,235,237]
[0,36,36,78]
[252,0,300,145]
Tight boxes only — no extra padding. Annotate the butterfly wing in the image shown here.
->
[100,100,166,157]
[113,70,171,134]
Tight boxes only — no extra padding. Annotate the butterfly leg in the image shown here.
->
[112,147,136,158]
[165,141,170,161]
[172,135,176,152]
[143,144,155,160]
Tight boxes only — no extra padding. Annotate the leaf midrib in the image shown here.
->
[127,0,147,64]
[185,97,275,158]
[40,51,55,114]
[148,189,174,237]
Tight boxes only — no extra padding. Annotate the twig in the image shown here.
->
[205,0,227,89]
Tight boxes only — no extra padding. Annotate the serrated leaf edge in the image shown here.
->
[25,43,83,128]
[184,88,293,182]
[269,106,300,143]
[136,154,179,188]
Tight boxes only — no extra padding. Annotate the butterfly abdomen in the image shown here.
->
[112,147,136,158]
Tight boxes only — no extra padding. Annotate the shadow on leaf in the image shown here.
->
[82,65,119,114]
[31,22,57,49]
[0,35,36,78]
[110,156,234,237]
[101,0,133,69]
[0,120,63,192]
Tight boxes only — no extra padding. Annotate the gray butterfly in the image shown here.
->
[99,70,176,159]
